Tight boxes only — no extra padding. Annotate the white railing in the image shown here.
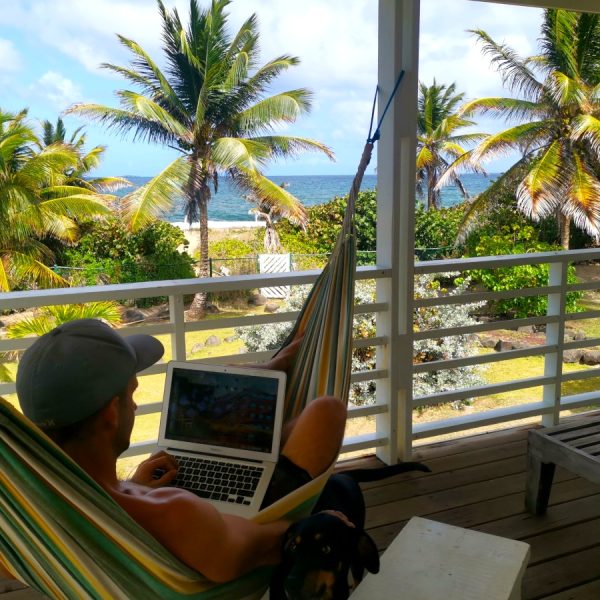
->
[1,249,599,463]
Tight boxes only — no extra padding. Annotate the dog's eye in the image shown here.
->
[322,545,331,554]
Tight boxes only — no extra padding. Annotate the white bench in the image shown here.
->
[352,517,530,600]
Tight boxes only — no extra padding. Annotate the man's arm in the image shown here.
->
[129,487,289,583]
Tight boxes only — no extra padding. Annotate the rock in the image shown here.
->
[494,339,515,352]
[191,342,205,353]
[563,349,584,363]
[517,325,534,333]
[224,335,237,343]
[204,303,220,314]
[205,335,221,346]
[248,293,267,306]
[479,337,499,349]
[157,306,170,318]
[121,308,145,323]
[264,302,280,313]
[510,340,530,350]
[581,350,600,365]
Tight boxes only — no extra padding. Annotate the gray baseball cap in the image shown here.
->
[16,318,164,428]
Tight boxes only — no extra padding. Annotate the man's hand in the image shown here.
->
[130,450,178,488]
[264,335,304,374]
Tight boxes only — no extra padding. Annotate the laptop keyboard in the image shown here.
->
[172,454,263,506]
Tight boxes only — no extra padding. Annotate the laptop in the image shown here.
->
[157,361,286,517]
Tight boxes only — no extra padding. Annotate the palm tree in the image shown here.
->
[6,302,121,338]
[67,0,333,318]
[0,109,112,291]
[444,9,600,249]
[416,80,487,210]
[39,117,131,199]
[244,182,300,252]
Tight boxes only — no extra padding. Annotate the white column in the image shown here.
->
[376,0,420,463]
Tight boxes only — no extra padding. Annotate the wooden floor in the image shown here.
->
[339,421,600,600]
[2,420,600,599]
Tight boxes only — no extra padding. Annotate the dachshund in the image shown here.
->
[270,461,430,599]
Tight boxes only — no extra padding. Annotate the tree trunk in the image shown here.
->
[559,212,570,250]
[427,170,439,210]
[187,180,211,319]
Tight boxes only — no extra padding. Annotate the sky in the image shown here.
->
[0,0,544,177]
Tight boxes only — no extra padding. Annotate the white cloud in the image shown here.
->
[30,71,83,110]
[0,38,22,73]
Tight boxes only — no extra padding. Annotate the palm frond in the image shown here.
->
[211,137,271,170]
[66,103,183,146]
[469,29,543,99]
[237,90,312,133]
[236,168,308,226]
[563,153,600,237]
[455,157,532,243]
[123,156,191,230]
[459,97,543,121]
[570,114,600,158]
[249,136,334,161]
[470,121,550,163]
[516,140,563,219]
[547,71,586,108]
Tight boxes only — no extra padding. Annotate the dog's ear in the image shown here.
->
[357,531,380,574]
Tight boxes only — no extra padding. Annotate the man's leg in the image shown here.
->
[280,396,347,478]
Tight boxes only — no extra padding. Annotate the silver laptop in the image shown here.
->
[158,361,286,517]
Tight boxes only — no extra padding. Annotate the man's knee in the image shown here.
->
[310,396,346,426]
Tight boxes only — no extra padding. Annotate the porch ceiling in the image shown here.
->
[473,0,600,13]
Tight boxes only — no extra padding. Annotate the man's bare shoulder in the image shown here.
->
[110,483,222,537]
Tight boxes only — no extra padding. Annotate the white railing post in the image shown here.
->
[542,259,567,426]
[169,294,186,361]
[376,0,420,463]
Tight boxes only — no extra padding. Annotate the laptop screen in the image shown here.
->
[164,366,281,454]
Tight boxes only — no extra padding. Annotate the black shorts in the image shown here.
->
[260,455,312,509]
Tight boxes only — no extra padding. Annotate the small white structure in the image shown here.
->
[258,253,291,299]
[353,517,530,600]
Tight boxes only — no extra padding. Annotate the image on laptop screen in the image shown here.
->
[165,367,280,454]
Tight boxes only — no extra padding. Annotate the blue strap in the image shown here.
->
[367,70,406,144]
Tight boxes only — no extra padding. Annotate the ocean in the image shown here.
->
[119,173,498,223]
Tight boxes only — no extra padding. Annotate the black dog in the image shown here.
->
[270,462,430,599]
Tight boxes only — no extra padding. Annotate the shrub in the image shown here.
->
[414,203,465,258]
[467,223,581,318]
[61,218,195,305]
[413,274,485,406]
[277,190,377,256]
[236,275,485,409]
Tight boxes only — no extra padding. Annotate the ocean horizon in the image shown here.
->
[117,173,499,224]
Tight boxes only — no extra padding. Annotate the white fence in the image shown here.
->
[2,248,600,463]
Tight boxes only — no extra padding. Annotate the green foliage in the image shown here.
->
[467,223,581,318]
[6,303,121,338]
[62,218,195,304]
[209,239,257,260]
[414,204,465,257]
[277,189,377,259]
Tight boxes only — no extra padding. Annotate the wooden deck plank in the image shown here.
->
[523,546,600,599]
[542,579,600,599]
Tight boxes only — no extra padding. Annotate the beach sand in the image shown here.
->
[174,220,265,255]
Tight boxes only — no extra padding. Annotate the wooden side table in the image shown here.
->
[526,418,600,515]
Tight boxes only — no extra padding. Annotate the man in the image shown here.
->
[15,318,347,583]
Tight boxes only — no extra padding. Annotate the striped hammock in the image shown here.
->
[0,140,375,600]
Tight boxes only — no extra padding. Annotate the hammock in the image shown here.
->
[0,141,378,599]
[0,68,405,595]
